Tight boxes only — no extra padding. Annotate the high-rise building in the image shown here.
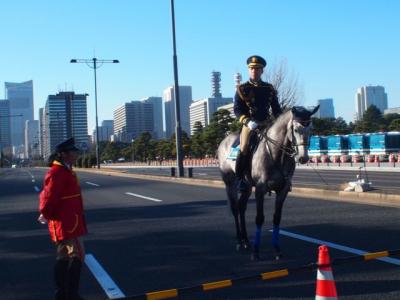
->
[5,80,34,148]
[315,98,335,119]
[92,120,114,143]
[42,92,88,158]
[355,85,388,120]
[24,120,39,159]
[38,108,45,158]
[0,100,11,153]
[384,107,400,115]
[113,101,153,142]
[141,97,163,139]
[189,97,233,135]
[163,86,192,138]
[217,102,235,119]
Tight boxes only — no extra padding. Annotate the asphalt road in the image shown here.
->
[1,167,400,300]
[107,166,400,194]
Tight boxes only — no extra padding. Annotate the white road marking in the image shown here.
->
[125,192,163,202]
[34,186,41,192]
[277,229,400,266]
[86,181,100,187]
[85,254,125,299]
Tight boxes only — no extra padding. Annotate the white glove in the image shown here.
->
[37,214,48,224]
[247,120,258,130]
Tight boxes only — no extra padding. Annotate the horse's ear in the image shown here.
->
[310,105,320,116]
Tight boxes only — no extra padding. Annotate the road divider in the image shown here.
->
[74,168,400,207]
[114,246,400,300]
[85,253,125,299]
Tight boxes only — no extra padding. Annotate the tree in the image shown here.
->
[389,119,400,131]
[354,105,385,133]
[202,109,235,156]
[265,58,302,110]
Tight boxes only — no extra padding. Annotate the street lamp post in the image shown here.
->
[70,58,119,169]
[170,0,184,177]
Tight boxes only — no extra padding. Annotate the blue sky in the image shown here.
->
[1,0,399,132]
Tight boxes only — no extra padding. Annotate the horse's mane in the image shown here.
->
[266,109,292,134]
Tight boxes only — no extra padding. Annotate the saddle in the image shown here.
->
[227,131,261,161]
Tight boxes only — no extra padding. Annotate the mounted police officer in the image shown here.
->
[234,55,282,190]
[39,137,87,300]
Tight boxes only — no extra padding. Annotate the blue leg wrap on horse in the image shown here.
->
[272,225,280,248]
[253,226,262,248]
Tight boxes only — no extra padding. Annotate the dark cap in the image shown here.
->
[247,55,267,68]
[55,138,79,153]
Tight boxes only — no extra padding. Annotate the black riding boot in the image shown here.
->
[54,259,69,300]
[67,258,85,300]
[235,151,249,191]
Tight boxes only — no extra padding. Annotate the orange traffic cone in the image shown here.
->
[316,245,338,300]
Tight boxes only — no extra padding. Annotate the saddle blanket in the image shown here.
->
[227,145,240,160]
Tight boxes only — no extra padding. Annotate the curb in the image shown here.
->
[76,168,400,208]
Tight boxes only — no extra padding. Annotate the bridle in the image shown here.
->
[260,118,312,158]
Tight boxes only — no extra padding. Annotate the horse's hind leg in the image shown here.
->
[224,178,242,251]
[272,182,291,260]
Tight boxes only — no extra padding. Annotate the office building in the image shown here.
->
[384,107,400,115]
[113,101,153,142]
[38,108,45,157]
[0,100,11,152]
[217,102,235,119]
[141,97,163,139]
[5,80,34,149]
[189,97,232,135]
[42,92,88,158]
[315,98,335,119]
[163,86,192,138]
[355,85,388,120]
[92,120,114,143]
[24,120,39,159]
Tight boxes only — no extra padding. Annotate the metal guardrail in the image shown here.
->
[112,248,400,300]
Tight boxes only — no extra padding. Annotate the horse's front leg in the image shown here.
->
[251,184,266,261]
[238,186,252,250]
[272,180,291,260]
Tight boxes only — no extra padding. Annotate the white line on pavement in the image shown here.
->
[85,254,125,299]
[125,192,163,202]
[277,229,400,266]
[86,182,100,187]
[34,186,41,192]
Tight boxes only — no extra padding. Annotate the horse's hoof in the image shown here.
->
[242,242,252,251]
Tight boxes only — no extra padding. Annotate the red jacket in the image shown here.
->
[39,161,88,242]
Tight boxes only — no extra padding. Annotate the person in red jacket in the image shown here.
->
[39,137,87,300]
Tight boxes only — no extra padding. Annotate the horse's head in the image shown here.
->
[288,105,319,164]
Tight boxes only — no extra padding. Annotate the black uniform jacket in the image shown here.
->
[234,80,282,124]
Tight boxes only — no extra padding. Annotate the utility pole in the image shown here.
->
[170,0,184,177]
[70,58,119,169]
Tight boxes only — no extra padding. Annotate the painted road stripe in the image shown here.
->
[86,181,100,187]
[278,229,400,266]
[34,186,41,192]
[85,254,125,299]
[125,192,163,202]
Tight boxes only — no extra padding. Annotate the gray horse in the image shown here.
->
[217,106,319,260]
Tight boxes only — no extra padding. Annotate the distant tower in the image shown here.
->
[211,71,222,98]
[234,72,242,87]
